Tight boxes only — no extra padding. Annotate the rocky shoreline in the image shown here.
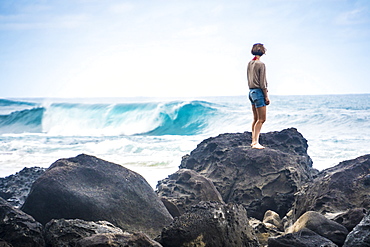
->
[0,128,369,246]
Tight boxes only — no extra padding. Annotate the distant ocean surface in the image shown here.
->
[1,95,369,188]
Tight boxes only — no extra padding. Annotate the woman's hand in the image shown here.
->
[262,88,270,105]
[265,97,270,105]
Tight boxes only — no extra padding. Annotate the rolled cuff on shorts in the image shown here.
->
[249,88,266,108]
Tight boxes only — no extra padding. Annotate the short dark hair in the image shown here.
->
[251,43,266,56]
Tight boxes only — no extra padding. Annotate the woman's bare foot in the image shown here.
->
[252,143,265,149]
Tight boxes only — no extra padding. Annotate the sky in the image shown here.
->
[1,0,370,98]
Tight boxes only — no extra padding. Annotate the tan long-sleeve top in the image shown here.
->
[247,60,268,89]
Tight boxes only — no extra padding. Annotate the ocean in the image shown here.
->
[1,95,369,188]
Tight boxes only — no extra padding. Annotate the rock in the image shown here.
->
[0,240,11,247]
[44,219,124,247]
[160,198,181,218]
[333,208,367,232]
[0,197,45,246]
[268,228,338,247]
[287,211,348,246]
[158,201,259,247]
[293,154,370,220]
[249,217,283,247]
[76,232,163,247]
[0,167,45,208]
[263,210,284,231]
[156,169,224,216]
[343,210,370,247]
[178,128,316,220]
[282,209,295,232]
[21,154,173,237]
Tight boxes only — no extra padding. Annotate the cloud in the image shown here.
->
[0,14,89,30]
[175,25,219,38]
[210,4,224,16]
[0,1,90,31]
[336,7,370,25]
[108,3,135,14]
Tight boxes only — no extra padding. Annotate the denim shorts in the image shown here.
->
[249,88,266,108]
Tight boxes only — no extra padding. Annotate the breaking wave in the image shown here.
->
[0,99,220,136]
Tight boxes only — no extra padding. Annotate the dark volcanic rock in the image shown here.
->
[0,240,11,247]
[21,154,173,237]
[268,228,338,247]
[44,219,124,247]
[293,154,370,220]
[156,169,224,216]
[76,232,163,247]
[0,197,45,247]
[287,211,348,246]
[0,167,45,207]
[158,201,259,247]
[343,210,370,247]
[333,208,367,232]
[178,128,315,220]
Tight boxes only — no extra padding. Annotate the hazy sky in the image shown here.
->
[1,0,369,98]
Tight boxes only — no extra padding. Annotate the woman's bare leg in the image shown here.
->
[251,105,266,149]
[251,105,258,145]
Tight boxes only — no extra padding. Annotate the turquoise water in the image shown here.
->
[0,95,369,187]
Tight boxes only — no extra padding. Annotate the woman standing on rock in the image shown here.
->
[247,43,270,149]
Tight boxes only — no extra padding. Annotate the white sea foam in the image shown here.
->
[1,95,369,188]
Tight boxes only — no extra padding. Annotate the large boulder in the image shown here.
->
[156,169,224,216]
[343,210,370,247]
[158,201,259,247]
[178,128,316,219]
[21,154,173,237]
[286,211,348,246]
[293,154,370,220]
[0,197,45,246]
[0,167,45,207]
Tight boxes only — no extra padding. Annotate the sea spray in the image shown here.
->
[2,100,218,136]
[0,95,369,188]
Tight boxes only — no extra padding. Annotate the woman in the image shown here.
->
[247,43,270,149]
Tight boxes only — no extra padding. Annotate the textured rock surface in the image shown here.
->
[263,210,284,231]
[249,217,283,247]
[156,169,224,216]
[268,228,338,247]
[44,219,124,247]
[293,154,370,220]
[287,211,348,246]
[158,201,259,247]
[0,167,45,207]
[21,154,173,237]
[0,240,11,247]
[0,197,45,246]
[343,210,370,247]
[178,128,316,219]
[333,208,367,232]
[76,232,163,247]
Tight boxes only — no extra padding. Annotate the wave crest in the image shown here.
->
[0,107,44,134]
[0,100,218,136]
